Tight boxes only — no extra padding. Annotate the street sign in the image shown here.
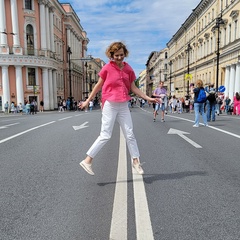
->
[185,73,192,81]
[218,85,225,92]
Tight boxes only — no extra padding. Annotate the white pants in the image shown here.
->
[87,101,140,159]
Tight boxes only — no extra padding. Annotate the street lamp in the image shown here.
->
[213,15,225,92]
[185,43,192,98]
[168,60,173,96]
[84,62,89,99]
[67,46,73,109]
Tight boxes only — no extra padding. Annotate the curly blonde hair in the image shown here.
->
[195,79,203,88]
[105,42,129,59]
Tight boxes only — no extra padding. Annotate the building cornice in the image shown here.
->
[0,55,58,69]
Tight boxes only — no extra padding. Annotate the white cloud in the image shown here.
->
[59,0,200,76]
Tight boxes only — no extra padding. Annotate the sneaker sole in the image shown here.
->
[80,161,94,175]
[132,165,144,175]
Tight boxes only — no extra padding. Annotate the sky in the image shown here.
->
[59,0,201,76]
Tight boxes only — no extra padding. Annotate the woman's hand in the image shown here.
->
[148,97,161,104]
[79,100,89,110]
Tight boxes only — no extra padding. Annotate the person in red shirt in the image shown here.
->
[79,41,159,175]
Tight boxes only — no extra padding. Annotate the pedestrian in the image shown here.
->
[205,83,216,122]
[224,96,231,114]
[192,79,208,127]
[4,101,9,114]
[233,92,240,115]
[18,103,23,114]
[40,100,44,112]
[153,81,168,122]
[10,102,15,114]
[79,41,159,175]
[89,100,93,111]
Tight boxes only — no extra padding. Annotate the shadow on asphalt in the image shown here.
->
[97,171,207,186]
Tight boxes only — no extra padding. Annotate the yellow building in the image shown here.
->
[167,0,240,101]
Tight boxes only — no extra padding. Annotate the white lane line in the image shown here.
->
[109,128,128,240]
[133,171,154,240]
[0,122,20,129]
[0,121,55,144]
[58,116,73,121]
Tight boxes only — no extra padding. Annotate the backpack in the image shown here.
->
[207,92,216,102]
[197,88,207,103]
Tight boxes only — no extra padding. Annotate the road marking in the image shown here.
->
[0,121,55,144]
[139,107,240,140]
[0,122,20,129]
[132,170,154,240]
[58,116,73,121]
[72,121,89,130]
[168,128,202,148]
[110,128,128,240]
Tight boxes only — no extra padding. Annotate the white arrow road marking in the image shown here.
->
[168,128,202,148]
[0,122,20,129]
[72,121,89,130]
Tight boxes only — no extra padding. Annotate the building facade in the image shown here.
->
[146,48,169,96]
[166,0,240,100]
[0,0,90,111]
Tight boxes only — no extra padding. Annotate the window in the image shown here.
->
[165,52,168,59]
[228,24,232,43]
[223,28,227,46]
[28,68,36,86]
[25,0,32,10]
[26,24,34,55]
[234,20,238,40]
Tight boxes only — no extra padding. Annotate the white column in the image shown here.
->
[39,1,47,50]
[48,69,54,110]
[42,68,50,110]
[2,66,10,106]
[224,66,230,97]
[15,66,24,105]
[45,5,50,50]
[235,63,240,94]
[10,0,20,47]
[49,7,55,52]
[229,64,236,101]
[0,0,8,46]
[52,70,57,109]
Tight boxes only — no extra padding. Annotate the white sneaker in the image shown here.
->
[132,160,144,175]
[80,160,94,175]
[193,124,199,127]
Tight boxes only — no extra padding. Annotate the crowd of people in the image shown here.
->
[134,81,240,124]
[3,87,240,119]
[3,100,39,115]
[57,98,97,112]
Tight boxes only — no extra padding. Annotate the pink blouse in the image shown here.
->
[99,61,136,106]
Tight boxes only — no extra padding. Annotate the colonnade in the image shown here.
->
[224,63,240,101]
[1,65,57,110]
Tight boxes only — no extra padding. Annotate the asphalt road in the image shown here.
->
[1,106,240,240]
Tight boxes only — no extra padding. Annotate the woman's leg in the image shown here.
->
[85,101,118,162]
[117,103,143,174]
[200,103,207,125]
[117,102,140,159]
[193,103,200,126]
